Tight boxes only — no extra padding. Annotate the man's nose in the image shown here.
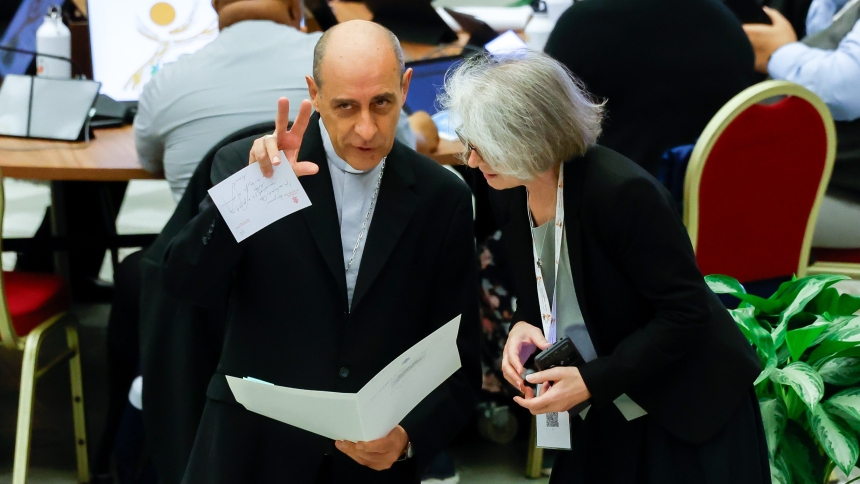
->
[355,110,378,141]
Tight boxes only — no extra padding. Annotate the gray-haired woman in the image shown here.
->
[442,51,770,483]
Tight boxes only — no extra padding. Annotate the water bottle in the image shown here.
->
[36,6,71,78]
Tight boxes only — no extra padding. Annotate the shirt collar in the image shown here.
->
[319,117,368,175]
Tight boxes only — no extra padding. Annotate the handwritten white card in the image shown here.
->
[208,151,311,242]
[226,315,462,442]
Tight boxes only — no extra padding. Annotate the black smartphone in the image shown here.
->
[722,0,772,24]
[534,336,584,371]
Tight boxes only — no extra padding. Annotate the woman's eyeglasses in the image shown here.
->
[455,127,480,163]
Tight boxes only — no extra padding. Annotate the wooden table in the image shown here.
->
[0,126,158,181]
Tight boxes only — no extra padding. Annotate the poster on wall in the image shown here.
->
[88,0,218,101]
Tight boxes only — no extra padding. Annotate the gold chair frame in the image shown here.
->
[808,261,860,278]
[0,171,89,484]
[683,80,837,279]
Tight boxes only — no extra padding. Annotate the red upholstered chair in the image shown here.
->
[0,173,89,484]
[684,80,836,283]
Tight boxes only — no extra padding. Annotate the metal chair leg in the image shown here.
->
[525,416,544,479]
[12,325,45,484]
[11,314,89,484]
[67,324,90,483]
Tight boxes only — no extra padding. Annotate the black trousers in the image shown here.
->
[93,250,144,475]
[314,455,333,484]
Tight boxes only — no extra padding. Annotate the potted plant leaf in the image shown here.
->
[706,274,860,484]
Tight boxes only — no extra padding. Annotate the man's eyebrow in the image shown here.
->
[371,93,397,103]
[329,97,358,106]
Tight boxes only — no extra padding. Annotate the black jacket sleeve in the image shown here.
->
[399,184,480,473]
[577,176,712,406]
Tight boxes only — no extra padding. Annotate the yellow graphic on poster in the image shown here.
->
[88,0,218,101]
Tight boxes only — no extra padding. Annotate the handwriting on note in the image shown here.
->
[208,151,312,242]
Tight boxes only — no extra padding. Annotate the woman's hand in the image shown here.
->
[513,366,591,415]
[502,321,551,392]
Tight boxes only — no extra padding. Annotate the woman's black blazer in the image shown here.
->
[490,145,761,444]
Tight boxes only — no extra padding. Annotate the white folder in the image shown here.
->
[227,315,462,442]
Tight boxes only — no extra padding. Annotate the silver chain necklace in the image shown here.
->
[345,157,386,272]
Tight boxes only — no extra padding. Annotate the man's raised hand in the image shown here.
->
[249,97,319,178]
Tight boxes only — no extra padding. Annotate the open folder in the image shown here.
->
[226,315,462,442]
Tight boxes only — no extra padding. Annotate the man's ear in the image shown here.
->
[400,68,413,107]
[306,75,320,111]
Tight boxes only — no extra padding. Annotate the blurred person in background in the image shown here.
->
[745,0,860,248]
[543,0,756,176]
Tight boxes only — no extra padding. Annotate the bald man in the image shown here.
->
[162,20,480,484]
[134,0,426,202]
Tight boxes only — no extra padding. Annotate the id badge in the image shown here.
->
[535,385,572,450]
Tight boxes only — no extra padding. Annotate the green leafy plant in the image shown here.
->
[706,274,860,484]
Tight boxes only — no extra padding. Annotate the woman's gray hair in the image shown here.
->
[440,50,604,180]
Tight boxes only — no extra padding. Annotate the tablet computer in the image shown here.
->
[0,74,101,141]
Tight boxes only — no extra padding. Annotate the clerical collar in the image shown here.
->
[319,118,372,175]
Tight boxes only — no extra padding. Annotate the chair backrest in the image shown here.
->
[684,80,836,283]
[0,170,20,348]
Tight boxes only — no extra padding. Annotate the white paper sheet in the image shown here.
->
[208,151,311,242]
[226,315,462,442]
[446,6,533,31]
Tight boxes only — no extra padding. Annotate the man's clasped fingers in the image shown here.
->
[335,425,408,471]
[336,440,388,470]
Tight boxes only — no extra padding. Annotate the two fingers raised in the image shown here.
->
[248,98,316,178]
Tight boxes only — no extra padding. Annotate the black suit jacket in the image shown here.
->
[162,114,480,483]
[544,0,756,175]
[491,146,761,444]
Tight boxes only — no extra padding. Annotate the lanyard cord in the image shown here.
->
[527,164,565,344]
